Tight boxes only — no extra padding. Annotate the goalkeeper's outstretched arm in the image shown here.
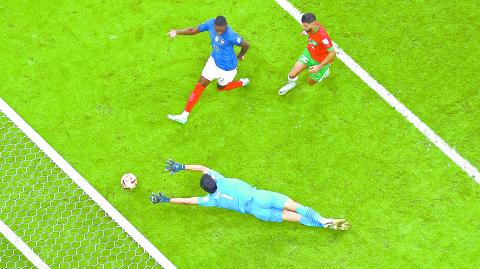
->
[150,192,198,205]
[170,197,199,205]
[164,160,209,174]
[184,164,209,173]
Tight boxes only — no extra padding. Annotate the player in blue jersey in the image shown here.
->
[150,160,351,230]
[166,16,250,125]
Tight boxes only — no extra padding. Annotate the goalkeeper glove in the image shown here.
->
[164,159,185,175]
[150,192,170,204]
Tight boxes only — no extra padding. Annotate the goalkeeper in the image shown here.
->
[151,160,351,230]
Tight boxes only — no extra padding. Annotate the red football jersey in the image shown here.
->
[306,24,333,63]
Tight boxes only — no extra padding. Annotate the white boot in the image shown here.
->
[167,111,189,124]
[278,75,298,95]
[239,78,250,86]
[278,81,296,95]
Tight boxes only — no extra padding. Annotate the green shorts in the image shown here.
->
[297,48,331,82]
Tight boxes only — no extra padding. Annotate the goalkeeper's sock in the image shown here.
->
[295,205,329,225]
[218,81,243,91]
[185,83,206,113]
[299,216,324,227]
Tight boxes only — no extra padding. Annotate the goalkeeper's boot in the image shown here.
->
[167,114,187,124]
[278,81,296,95]
[324,219,351,231]
[240,78,250,87]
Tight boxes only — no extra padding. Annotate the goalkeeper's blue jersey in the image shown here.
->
[198,169,255,213]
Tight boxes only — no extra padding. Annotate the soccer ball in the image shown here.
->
[121,173,137,190]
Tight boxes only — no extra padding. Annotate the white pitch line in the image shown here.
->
[274,0,480,183]
[0,97,177,269]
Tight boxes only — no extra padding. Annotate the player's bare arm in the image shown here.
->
[168,27,200,38]
[237,40,250,60]
[149,192,199,205]
[170,197,199,205]
[185,164,209,173]
[308,49,336,74]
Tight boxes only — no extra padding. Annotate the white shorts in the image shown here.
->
[201,56,237,86]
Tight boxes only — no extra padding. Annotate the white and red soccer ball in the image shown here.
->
[121,173,137,190]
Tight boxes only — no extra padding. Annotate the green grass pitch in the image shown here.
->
[1,0,479,268]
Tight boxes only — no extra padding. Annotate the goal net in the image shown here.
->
[0,98,175,268]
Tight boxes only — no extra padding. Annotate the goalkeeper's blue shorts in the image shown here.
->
[245,190,289,222]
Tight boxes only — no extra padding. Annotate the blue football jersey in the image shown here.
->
[198,169,255,213]
[198,19,243,71]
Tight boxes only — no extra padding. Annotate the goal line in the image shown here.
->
[0,97,176,268]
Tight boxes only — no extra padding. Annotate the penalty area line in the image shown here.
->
[274,0,480,183]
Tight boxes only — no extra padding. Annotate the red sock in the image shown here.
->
[185,83,206,112]
[218,81,243,91]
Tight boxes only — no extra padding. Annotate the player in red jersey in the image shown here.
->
[278,13,336,95]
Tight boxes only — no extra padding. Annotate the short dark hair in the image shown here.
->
[301,12,316,23]
[200,174,217,193]
[214,16,227,26]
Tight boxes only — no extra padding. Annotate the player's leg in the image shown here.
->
[247,207,334,227]
[282,210,348,230]
[253,190,325,221]
[283,198,351,230]
[283,198,328,223]
[216,68,249,91]
[278,49,310,95]
[185,75,211,112]
[248,192,350,230]
[167,57,215,124]
[248,207,281,222]
[307,64,331,86]
[251,190,324,227]
[307,77,317,85]
[281,210,301,222]
[248,206,346,230]
[278,62,307,95]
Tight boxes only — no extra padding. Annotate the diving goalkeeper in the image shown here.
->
[150,160,351,230]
